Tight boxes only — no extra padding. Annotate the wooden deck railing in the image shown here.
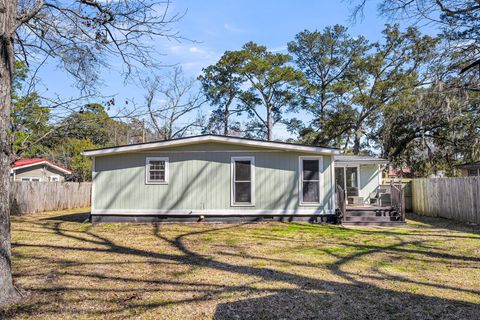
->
[336,184,346,222]
[390,182,405,221]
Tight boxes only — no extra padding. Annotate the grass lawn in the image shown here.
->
[2,209,480,319]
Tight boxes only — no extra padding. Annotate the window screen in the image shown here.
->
[146,157,169,183]
[232,158,254,205]
[301,159,320,203]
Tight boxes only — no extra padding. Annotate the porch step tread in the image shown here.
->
[346,212,398,217]
[342,221,405,227]
[344,216,401,222]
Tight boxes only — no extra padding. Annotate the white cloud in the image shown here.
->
[189,46,206,54]
[269,45,287,53]
[224,23,245,33]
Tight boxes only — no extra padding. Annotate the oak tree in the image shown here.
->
[0,0,180,304]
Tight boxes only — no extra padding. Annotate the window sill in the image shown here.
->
[299,202,322,207]
[145,181,169,185]
[231,203,255,207]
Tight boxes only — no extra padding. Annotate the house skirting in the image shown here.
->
[90,209,336,223]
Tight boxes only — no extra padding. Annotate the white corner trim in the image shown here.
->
[298,156,324,206]
[231,156,255,207]
[145,156,169,185]
[81,135,341,157]
[331,158,336,211]
[91,157,96,213]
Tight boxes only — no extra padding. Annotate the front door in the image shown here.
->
[335,167,359,198]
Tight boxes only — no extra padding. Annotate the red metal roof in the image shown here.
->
[11,158,72,174]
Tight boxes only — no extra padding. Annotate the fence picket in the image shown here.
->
[412,177,480,224]
[10,182,91,215]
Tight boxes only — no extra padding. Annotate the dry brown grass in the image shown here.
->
[2,209,480,319]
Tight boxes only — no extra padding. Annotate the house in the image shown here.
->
[82,135,340,223]
[334,155,389,205]
[457,161,480,177]
[10,158,72,182]
[385,165,411,179]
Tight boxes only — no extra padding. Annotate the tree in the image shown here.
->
[145,67,206,140]
[352,0,480,80]
[287,26,369,147]
[348,25,438,154]
[379,80,480,176]
[0,0,180,304]
[54,103,115,146]
[50,138,96,181]
[198,52,244,136]
[234,42,303,140]
[11,62,51,158]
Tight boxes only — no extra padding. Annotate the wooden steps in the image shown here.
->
[341,206,405,226]
[342,221,405,227]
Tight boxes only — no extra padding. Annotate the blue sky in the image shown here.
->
[35,0,438,140]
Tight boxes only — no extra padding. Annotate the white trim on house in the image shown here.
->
[91,157,96,214]
[331,156,336,210]
[11,160,72,174]
[145,157,169,185]
[91,208,336,216]
[230,156,255,207]
[298,156,323,206]
[81,135,341,157]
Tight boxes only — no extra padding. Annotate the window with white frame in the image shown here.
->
[21,177,41,182]
[231,156,255,206]
[49,176,59,182]
[146,157,169,184]
[299,156,322,204]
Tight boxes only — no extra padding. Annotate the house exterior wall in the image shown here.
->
[92,142,335,216]
[13,164,66,182]
[461,168,480,176]
[358,164,382,202]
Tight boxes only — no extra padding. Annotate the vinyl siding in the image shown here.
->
[93,143,334,215]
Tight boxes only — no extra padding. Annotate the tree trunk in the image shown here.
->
[266,105,272,141]
[223,104,229,136]
[0,0,20,305]
[353,126,362,155]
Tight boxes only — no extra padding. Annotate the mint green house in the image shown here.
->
[82,135,342,222]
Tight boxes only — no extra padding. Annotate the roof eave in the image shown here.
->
[335,160,389,165]
[81,135,340,157]
[11,160,72,174]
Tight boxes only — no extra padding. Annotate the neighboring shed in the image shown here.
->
[10,158,72,182]
[457,161,480,177]
[82,135,340,223]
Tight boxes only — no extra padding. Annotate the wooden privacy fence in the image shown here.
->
[412,177,480,224]
[10,182,91,215]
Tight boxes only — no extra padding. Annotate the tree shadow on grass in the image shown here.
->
[40,212,90,222]
[213,288,479,320]
[406,213,480,235]
[3,217,480,318]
